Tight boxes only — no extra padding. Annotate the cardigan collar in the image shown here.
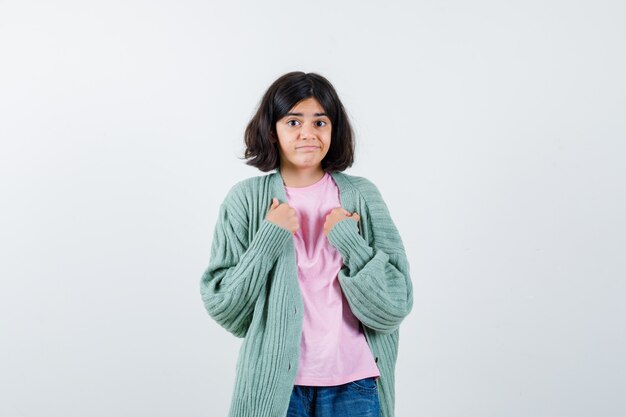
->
[270,168,356,212]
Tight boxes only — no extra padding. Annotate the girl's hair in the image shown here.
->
[243,71,355,172]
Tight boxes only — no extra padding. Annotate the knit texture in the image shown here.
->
[200,169,413,417]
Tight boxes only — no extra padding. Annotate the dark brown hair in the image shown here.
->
[242,71,355,172]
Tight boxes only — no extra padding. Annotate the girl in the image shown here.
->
[200,72,413,417]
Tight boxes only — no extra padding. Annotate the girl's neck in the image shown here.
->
[279,165,326,188]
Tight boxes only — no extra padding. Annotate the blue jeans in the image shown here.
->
[286,377,381,417]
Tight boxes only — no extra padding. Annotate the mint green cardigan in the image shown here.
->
[200,169,413,417]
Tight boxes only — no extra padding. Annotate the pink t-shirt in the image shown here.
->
[284,171,380,386]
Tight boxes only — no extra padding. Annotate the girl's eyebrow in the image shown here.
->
[285,112,328,117]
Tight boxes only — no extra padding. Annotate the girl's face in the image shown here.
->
[275,97,332,172]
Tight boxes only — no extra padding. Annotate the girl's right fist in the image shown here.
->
[266,198,300,234]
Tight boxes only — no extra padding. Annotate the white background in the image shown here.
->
[1,1,625,416]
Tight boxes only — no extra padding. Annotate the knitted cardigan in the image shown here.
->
[200,169,413,417]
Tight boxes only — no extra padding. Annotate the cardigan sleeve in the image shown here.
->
[199,195,292,338]
[327,181,413,335]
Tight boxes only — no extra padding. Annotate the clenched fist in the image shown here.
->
[266,198,300,234]
[323,207,360,236]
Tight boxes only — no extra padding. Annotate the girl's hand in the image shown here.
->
[266,198,300,234]
[324,207,360,236]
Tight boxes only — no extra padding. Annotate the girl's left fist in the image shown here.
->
[324,207,360,236]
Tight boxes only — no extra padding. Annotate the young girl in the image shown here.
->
[200,72,413,417]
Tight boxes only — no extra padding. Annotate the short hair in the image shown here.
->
[243,71,355,172]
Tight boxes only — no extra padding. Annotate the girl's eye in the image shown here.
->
[315,121,327,127]
[287,120,300,126]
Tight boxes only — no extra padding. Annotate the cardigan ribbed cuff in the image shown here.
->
[247,218,292,263]
[327,218,374,271]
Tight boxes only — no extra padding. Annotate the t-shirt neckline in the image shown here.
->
[284,171,329,191]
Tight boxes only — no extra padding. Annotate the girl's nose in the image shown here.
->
[300,123,315,139]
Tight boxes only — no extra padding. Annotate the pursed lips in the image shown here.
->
[296,145,320,149]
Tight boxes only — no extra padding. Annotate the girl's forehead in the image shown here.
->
[288,97,326,114]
